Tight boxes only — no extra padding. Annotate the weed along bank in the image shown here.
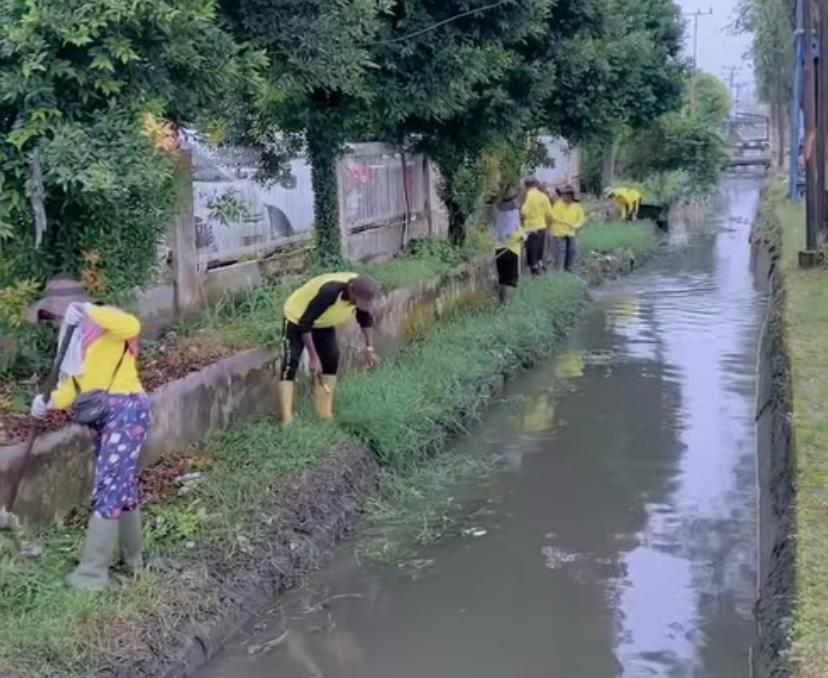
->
[0,220,657,677]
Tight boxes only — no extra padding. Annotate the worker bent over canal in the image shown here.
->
[278,273,379,424]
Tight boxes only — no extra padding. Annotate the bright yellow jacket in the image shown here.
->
[284,273,371,331]
[520,188,554,231]
[50,306,144,409]
[612,188,642,219]
[550,201,586,237]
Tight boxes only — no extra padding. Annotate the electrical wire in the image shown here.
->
[376,0,515,45]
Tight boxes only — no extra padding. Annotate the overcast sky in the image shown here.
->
[676,0,755,99]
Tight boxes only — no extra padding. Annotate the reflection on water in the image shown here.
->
[198,179,766,678]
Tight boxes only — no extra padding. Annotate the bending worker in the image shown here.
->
[550,184,586,272]
[606,187,642,221]
[492,186,525,303]
[28,276,149,589]
[279,273,379,424]
[520,176,555,275]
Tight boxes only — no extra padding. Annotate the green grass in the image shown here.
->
[337,273,585,469]
[579,220,658,259]
[775,194,828,678]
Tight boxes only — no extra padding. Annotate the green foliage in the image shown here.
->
[539,0,686,143]
[0,0,260,292]
[735,0,794,106]
[688,72,731,132]
[621,112,729,194]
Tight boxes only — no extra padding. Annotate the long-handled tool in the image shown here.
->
[0,325,76,530]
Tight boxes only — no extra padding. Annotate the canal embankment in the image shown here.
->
[753,185,828,678]
[0,223,657,678]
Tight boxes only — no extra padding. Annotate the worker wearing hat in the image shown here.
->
[550,184,586,272]
[279,273,379,424]
[492,186,526,303]
[27,275,149,589]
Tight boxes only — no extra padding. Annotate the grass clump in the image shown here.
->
[337,272,585,469]
[579,220,657,259]
[775,197,828,677]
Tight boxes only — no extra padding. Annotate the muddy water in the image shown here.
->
[198,179,766,678]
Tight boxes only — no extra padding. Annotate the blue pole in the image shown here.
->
[789,0,805,200]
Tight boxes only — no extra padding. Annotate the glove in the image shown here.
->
[30,395,50,420]
[64,302,90,327]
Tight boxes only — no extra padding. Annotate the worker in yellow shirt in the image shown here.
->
[520,176,555,274]
[550,184,586,272]
[491,187,525,303]
[279,273,378,424]
[606,187,642,220]
[27,276,149,589]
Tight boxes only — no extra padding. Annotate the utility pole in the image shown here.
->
[802,0,820,254]
[684,8,713,115]
[790,0,805,200]
[723,66,740,109]
[684,8,714,70]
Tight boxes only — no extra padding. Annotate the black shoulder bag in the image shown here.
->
[72,343,128,426]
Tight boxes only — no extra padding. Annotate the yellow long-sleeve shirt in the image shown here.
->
[550,201,586,237]
[612,187,642,219]
[520,188,554,231]
[50,306,144,409]
[497,227,526,256]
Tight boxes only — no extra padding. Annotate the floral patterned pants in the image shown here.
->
[89,394,151,519]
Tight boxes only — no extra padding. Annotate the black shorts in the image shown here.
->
[280,320,340,381]
[496,249,520,287]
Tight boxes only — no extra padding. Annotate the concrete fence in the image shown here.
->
[136,140,450,333]
[134,136,577,333]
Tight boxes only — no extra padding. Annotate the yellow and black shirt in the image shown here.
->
[283,273,374,332]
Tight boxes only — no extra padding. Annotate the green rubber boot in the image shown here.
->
[67,515,119,589]
[119,508,144,575]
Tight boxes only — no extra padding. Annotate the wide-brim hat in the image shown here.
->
[557,184,579,200]
[26,275,89,323]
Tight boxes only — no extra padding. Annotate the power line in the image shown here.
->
[376,0,515,46]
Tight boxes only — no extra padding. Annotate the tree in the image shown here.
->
[540,0,686,188]
[219,0,383,264]
[0,0,258,290]
[361,0,556,245]
[688,72,731,132]
[620,113,729,194]
[735,0,795,167]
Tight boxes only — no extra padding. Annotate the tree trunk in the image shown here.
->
[446,197,467,247]
[600,141,617,190]
[307,138,343,266]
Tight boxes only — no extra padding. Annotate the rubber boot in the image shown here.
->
[119,508,144,575]
[67,515,119,589]
[502,286,516,304]
[498,285,507,304]
[278,381,295,425]
[314,376,337,420]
